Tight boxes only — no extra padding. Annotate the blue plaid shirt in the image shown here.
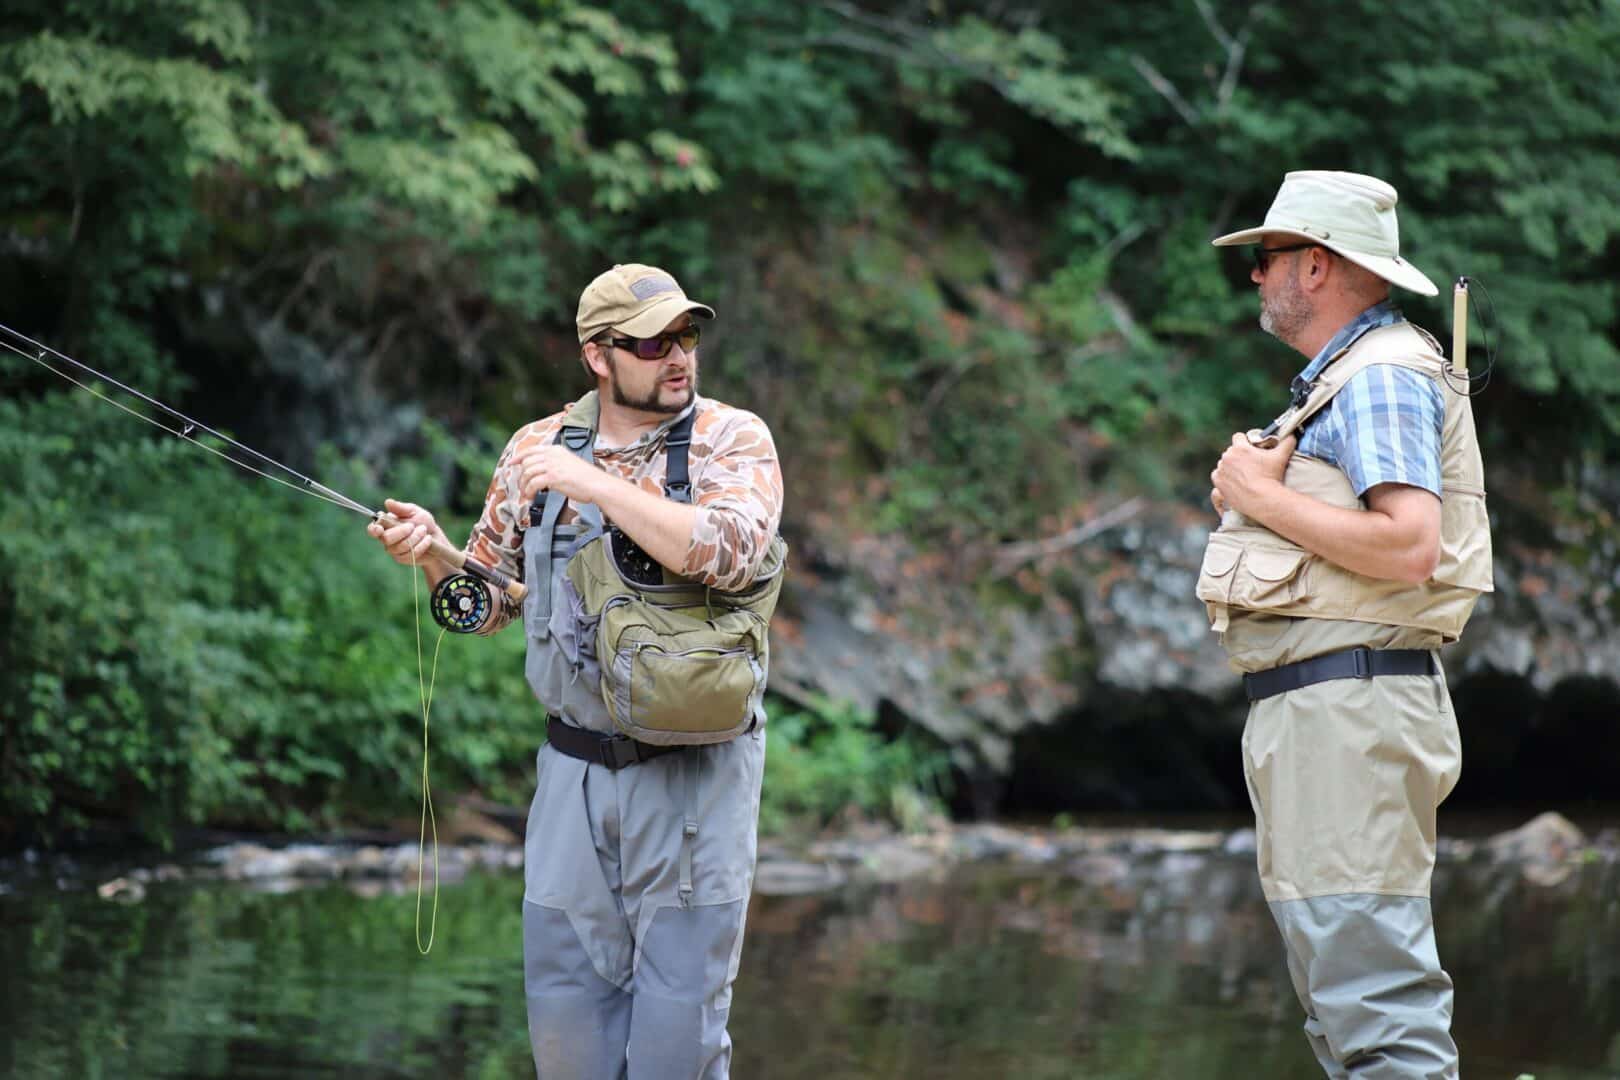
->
[1292,301,1444,497]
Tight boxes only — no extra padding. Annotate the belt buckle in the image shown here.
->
[1350,647,1373,679]
[600,735,643,770]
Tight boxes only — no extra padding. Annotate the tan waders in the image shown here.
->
[1196,321,1491,1077]
[1231,614,1461,1077]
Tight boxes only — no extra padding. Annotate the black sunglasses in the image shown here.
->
[1252,242,1317,274]
[605,323,701,361]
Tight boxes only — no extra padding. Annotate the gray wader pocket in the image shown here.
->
[523,524,608,724]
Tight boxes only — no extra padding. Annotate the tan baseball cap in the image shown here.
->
[1212,170,1439,296]
[575,263,716,344]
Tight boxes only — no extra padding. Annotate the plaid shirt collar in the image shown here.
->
[1289,300,1405,404]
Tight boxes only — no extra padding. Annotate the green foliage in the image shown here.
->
[0,394,535,843]
[758,696,948,838]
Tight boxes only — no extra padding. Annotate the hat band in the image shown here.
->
[1265,217,1398,257]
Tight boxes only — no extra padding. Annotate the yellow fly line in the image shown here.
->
[409,546,450,955]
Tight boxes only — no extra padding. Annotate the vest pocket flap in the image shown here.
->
[1246,547,1307,582]
[1200,536,1241,578]
[1196,533,1310,611]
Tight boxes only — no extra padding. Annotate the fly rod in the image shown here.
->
[0,320,526,602]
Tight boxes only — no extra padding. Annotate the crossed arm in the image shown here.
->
[1211,433,1442,584]
[371,409,782,632]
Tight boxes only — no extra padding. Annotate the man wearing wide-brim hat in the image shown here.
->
[1198,171,1493,1077]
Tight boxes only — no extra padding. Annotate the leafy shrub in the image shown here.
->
[0,393,535,844]
[758,696,949,838]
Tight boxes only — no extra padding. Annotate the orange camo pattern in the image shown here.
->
[464,394,783,635]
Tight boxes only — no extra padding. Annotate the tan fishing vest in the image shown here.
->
[1196,322,1493,642]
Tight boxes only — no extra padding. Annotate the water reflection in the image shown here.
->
[0,849,1616,1078]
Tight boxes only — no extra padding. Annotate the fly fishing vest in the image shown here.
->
[1195,322,1493,641]
[521,393,786,746]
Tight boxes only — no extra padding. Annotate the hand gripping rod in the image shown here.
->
[374,511,528,603]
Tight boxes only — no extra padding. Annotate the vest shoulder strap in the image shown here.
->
[1262,323,1444,442]
[663,409,695,504]
[528,397,700,531]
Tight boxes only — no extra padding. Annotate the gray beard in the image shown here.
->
[609,365,696,414]
[1259,278,1311,346]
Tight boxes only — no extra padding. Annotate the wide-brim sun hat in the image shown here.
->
[576,263,716,344]
[1212,170,1439,297]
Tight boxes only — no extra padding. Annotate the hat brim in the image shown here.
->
[1211,226,1438,296]
[614,296,716,339]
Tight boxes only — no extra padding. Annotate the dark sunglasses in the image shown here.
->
[1252,242,1317,274]
[605,323,701,361]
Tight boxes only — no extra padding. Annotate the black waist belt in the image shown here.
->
[1243,647,1436,703]
[546,716,685,770]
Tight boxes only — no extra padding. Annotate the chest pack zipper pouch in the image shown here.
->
[567,528,787,746]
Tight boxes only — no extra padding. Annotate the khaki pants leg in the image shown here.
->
[1243,662,1462,1078]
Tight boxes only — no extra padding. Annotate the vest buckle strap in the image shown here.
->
[1243,647,1435,703]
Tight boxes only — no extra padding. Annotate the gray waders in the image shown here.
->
[1229,614,1462,1078]
[519,416,765,1079]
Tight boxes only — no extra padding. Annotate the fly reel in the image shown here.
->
[430,573,493,634]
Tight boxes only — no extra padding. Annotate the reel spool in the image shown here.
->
[430,573,493,634]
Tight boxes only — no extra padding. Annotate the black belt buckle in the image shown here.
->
[600,735,642,770]
[1350,646,1373,679]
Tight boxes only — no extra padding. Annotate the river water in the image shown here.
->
[1,837,1616,1078]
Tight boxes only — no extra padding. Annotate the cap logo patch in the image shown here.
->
[629,276,679,300]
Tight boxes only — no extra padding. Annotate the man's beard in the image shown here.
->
[1259,268,1312,345]
[608,360,696,414]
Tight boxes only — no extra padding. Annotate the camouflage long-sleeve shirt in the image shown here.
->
[464,394,784,635]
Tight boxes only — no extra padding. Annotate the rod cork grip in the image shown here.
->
[375,512,528,603]
[451,543,529,603]
[421,534,528,603]
[1451,278,1469,377]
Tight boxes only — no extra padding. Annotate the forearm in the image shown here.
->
[586,472,699,573]
[1243,482,1438,584]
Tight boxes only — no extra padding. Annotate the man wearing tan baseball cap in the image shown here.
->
[372,262,783,1078]
[1198,171,1492,1078]
[576,262,716,344]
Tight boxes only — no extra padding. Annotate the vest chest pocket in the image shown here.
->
[1196,531,1312,610]
[1197,535,1242,604]
[1241,546,1310,606]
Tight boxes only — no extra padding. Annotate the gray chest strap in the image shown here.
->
[529,424,601,629]
[526,408,697,628]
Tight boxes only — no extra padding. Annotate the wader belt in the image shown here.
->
[546,716,685,770]
[1243,647,1436,703]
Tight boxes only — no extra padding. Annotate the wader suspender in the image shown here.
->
[527,408,697,629]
